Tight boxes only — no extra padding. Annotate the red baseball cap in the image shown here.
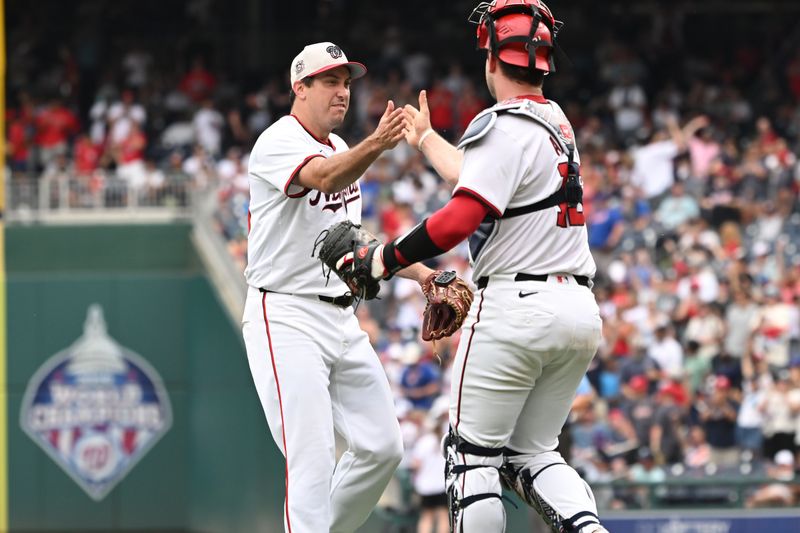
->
[714,375,731,389]
[659,382,687,405]
[628,375,648,394]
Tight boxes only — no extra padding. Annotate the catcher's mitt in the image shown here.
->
[421,270,474,341]
[314,220,382,301]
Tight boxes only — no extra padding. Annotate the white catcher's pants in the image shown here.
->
[449,273,603,531]
[451,273,602,451]
[242,287,402,533]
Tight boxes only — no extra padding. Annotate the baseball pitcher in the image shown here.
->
[242,42,470,533]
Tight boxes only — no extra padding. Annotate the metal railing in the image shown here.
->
[589,476,798,510]
[5,169,248,326]
[375,470,799,528]
[5,171,196,223]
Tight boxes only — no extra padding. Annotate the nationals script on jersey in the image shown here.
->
[455,97,596,280]
[245,115,361,296]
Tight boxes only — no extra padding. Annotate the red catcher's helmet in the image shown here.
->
[470,0,563,73]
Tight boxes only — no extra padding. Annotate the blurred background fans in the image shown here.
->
[4,0,800,531]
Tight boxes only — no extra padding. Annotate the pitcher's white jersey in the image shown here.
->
[245,115,361,296]
[454,97,596,280]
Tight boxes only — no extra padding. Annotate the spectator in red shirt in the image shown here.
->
[6,109,34,172]
[69,134,104,208]
[34,96,80,170]
[115,122,146,164]
[113,121,148,189]
[426,79,454,139]
[73,134,103,177]
[454,80,486,138]
[380,201,415,241]
[8,120,30,171]
[7,93,35,172]
[754,116,780,154]
[179,56,217,104]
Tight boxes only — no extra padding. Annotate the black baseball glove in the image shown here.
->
[314,220,383,301]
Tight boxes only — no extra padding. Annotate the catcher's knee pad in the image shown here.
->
[443,430,506,533]
[501,450,601,533]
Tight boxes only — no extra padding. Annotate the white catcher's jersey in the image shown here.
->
[454,97,596,280]
[245,115,361,297]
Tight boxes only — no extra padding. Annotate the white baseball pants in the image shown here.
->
[242,287,402,533]
[450,273,603,532]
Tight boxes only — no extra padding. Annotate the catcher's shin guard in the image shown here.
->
[443,430,506,533]
[500,451,602,533]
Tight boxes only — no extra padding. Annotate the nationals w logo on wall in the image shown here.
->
[20,304,172,501]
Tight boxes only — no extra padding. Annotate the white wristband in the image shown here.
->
[417,128,435,151]
[371,244,387,279]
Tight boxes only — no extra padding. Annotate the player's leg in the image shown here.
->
[435,504,450,533]
[446,288,538,533]
[242,289,338,533]
[328,313,403,533]
[417,506,433,533]
[503,288,606,533]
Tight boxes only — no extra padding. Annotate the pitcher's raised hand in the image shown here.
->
[370,100,407,149]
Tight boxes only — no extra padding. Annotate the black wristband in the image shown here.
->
[393,220,446,267]
[382,241,403,278]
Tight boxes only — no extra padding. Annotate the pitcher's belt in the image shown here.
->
[259,288,354,308]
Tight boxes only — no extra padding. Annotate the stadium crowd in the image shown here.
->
[7,0,800,520]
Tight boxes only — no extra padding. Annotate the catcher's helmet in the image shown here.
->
[469,0,563,73]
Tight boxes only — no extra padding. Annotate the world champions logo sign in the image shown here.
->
[20,304,172,501]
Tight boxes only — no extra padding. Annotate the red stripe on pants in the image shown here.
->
[455,288,485,430]
[262,291,293,533]
[455,288,485,495]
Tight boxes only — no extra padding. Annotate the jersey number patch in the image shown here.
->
[555,162,585,228]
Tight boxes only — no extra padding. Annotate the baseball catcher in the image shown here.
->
[315,220,473,339]
[318,1,611,531]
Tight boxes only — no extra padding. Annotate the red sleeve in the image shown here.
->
[426,192,492,251]
[454,187,502,218]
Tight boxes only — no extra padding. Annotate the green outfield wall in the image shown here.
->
[6,224,283,532]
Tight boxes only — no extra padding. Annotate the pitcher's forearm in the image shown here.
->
[297,136,383,193]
